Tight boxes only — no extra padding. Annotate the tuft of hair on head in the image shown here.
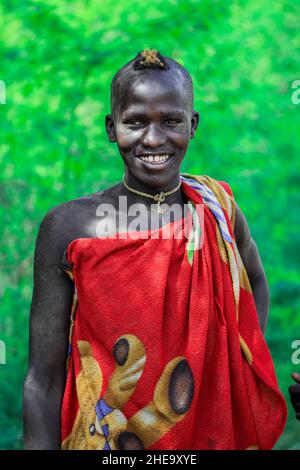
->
[133,48,169,71]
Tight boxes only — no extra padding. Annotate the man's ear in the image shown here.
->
[105,114,117,143]
[190,111,200,139]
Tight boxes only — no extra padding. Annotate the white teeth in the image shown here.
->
[139,154,171,163]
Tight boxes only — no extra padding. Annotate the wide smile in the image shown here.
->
[136,153,173,169]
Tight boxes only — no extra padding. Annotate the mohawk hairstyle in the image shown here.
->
[110,49,194,119]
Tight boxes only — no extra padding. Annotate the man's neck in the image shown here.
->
[121,170,185,209]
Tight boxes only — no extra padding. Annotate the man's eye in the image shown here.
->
[165,119,179,125]
[128,120,143,125]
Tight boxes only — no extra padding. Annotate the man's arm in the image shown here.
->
[233,203,270,335]
[23,207,74,449]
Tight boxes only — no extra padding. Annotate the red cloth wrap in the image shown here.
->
[60,176,287,450]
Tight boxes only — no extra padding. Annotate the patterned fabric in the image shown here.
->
[60,174,287,450]
[182,174,247,342]
[182,175,233,243]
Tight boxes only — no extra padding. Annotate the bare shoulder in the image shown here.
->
[37,183,122,252]
[233,202,251,249]
[233,201,266,281]
[40,190,106,230]
[35,195,96,269]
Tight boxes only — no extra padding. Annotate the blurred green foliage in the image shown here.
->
[0,0,299,450]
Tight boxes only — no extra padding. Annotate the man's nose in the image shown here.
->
[140,122,167,148]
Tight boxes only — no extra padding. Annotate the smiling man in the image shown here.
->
[23,49,292,450]
[107,49,197,194]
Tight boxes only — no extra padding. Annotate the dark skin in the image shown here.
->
[23,69,298,450]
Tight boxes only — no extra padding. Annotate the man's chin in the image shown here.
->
[132,170,180,191]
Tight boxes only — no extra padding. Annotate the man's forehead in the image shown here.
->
[125,73,186,97]
[118,75,189,113]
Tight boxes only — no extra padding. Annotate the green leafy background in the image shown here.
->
[0,0,299,449]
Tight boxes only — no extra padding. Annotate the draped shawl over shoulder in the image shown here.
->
[60,174,287,450]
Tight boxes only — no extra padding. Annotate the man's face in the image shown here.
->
[106,72,199,190]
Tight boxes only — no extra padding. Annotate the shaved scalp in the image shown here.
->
[110,49,194,120]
